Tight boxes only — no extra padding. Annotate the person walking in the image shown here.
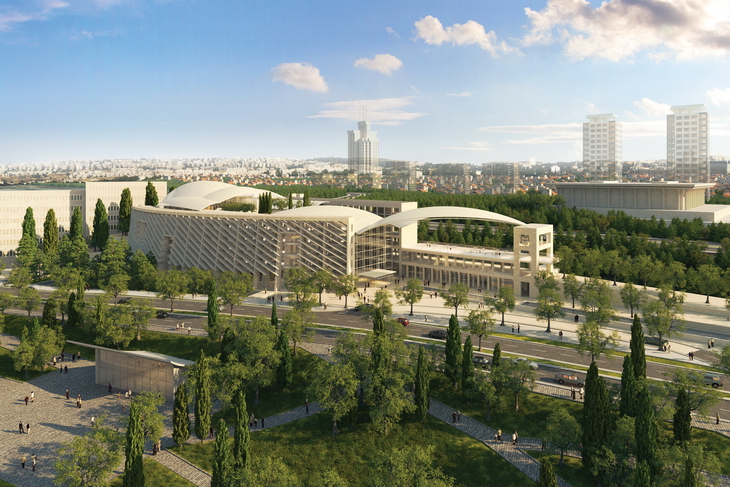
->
[19,422,24,434]
[91,416,95,428]
[31,454,36,472]
[497,428,502,441]
[108,383,112,393]
[711,338,715,348]
[452,411,456,423]
[305,397,309,414]
[512,432,517,445]
[65,389,69,400]
[26,423,30,435]
[457,410,461,422]
[64,365,68,373]
[717,412,721,425]
[261,417,265,429]
[24,396,28,406]
[30,391,34,403]
[21,455,26,469]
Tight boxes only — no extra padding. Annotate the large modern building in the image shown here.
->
[0,180,166,256]
[667,104,709,183]
[583,114,622,180]
[348,121,379,174]
[129,182,554,297]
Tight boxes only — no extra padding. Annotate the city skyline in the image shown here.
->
[1,0,730,166]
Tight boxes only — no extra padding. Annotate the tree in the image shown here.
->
[54,415,124,487]
[620,281,645,318]
[690,264,722,304]
[43,208,59,256]
[156,269,190,312]
[211,418,234,487]
[492,359,536,412]
[69,206,83,242]
[128,299,155,340]
[633,461,654,487]
[394,278,424,316]
[441,283,469,318]
[372,445,456,487]
[129,391,165,446]
[22,206,36,240]
[642,288,685,350]
[720,344,730,375]
[219,271,253,316]
[144,181,159,206]
[311,268,334,305]
[537,459,559,487]
[660,369,723,419]
[238,457,302,486]
[619,355,638,417]
[119,188,132,235]
[372,288,393,317]
[303,189,311,206]
[332,273,358,308]
[57,233,90,270]
[172,383,190,448]
[465,371,498,421]
[582,361,611,473]
[602,249,622,286]
[414,347,429,423]
[16,286,41,318]
[487,286,515,326]
[42,298,58,329]
[233,389,251,470]
[205,280,222,340]
[673,387,691,444]
[0,291,14,314]
[123,399,145,487]
[128,250,158,292]
[91,199,109,252]
[562,274,582,309]
[97,237,131,303]
[630,314,647,380]
[444,314,462,388]
[534,273,565,333]
[635,383,658,477]
[284,267,315,308]
[281,308,315,356]
[461,335,475,392]
[194,350,212,443]
[545,409,581,464]
[308,359,358,436]
[287,193,293,209]
[576,319,619,362]
[466,308,495,351]
[580,277,616,327]
[492,342,502,368]
[276,330,292,391]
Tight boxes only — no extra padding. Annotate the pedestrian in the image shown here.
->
[575,314,579,323]
[53,356,57,367]
[511,325,514,333]
[72,353,75,362]
[559,330,563,340]
[570,386,575,400]
[24,396,28,406]
[209,425,214,438]
[708,340,712,349]
[26,423,30,435]
[65,390,69,400]
[176,323,179,332]
[64,365,68,373]
[91,416,95,428]
[457,410,461,421]
[517,324,521,333]
[61,351,64,362]
[717,412,721,425]
[305,397,309,414]
[261,417,265,429]
[663,344,667,352]
[59,366,62,374]
[77,351,81,361]
[512,432,517,445]
[497,428,502,441]
[19,422,24,434]
[21,455,26,469]
[152,443,158,455]
[188,326,191,335]
[711,338,715,348]
[452,411,456,423]
[32,454,36,472]
[668,344,671,353]
[108,383,112,393]
[579,387,584,400]
[30,391,34,403]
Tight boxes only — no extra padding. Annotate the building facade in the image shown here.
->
[667,104,709,183]
[583,114,622,180]
[347,121,379,174]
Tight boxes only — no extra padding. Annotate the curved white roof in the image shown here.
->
[160,181,284,211]
[275,205,383,233]
[356,206,525,234]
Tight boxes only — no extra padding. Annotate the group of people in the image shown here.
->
[494,428,519,445]
[20,454,37,472]
[570,386,584,401]
[18,421,31,434]
[174,323,192,334]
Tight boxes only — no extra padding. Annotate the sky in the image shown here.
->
[2,0,730,166]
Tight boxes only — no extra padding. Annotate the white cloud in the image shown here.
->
[354,54,403,75]
[414,15,517,55]
[633,98,672,116]
[447,91,474,97]
[71,28,121,40]
[385,27,400,39]
[271,62,328,93]
[480,122,582,145]
[523,0,730,61]
[707,88,730,106]
[443,141,494,151]
[585,103,599,113]
[0,1,68,31]
[308,97,426,125]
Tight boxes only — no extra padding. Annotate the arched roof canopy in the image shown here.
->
[274,205,383,233]
[356,206,525,234]
[160,181,285,211]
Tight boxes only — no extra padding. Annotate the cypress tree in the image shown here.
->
[207,281,219,339]
[144,181,159,206]
[582,361,610,472]
[69,207,83,241]
[287,193,293,209]
[270,301,278,328]
[67,292,77,328]
[276,330,292,391]
[673,387,691,444]
[682,455,697,487]
[123,400,145,487]
[461,335,474,390]
[537,459,559,487]
[492,342,502,368]
[303,190,311,207]
[415,346,429,423]
[75,284,85,326]
[211,418,234,487]
[445,314,462,388]
[633,461,654,487]
[22,207,36,239]
[119,188,132,235]
[173,383,190,448]
[635,383,658,477]
[630,314,647,379]
[620,354,638,417]
[43,209,58,256]
[372,307,384,335]
[194,350,212,443]
[233,389,251,470]
[91,198,109,251]
[42,299,58,329]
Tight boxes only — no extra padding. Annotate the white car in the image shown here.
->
[512,357,539,370]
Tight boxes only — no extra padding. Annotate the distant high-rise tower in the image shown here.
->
[667,104,709,183]
[348,121,379,174]
[583,114,622,180]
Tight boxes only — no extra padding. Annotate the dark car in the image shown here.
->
[644,336,668,347]
[396,317,410,326]
[355,304,374,312]
[554,372,584,387]
[473,356,489,368]
[156,311,169,318]
[427,329,447,339]
[118,297,132,304]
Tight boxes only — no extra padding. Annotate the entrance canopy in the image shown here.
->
[359,269,396,279]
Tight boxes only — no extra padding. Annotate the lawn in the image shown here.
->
[109,458,196,487]
[173,411,536,487]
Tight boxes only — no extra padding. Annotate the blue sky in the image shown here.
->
[1,0,730,165]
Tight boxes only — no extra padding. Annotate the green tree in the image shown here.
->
[414,346,429,423]
[492,359,536,412]
[270,301,278,328]
[128,298,155,341]
[287,193,293,209]
[580,277,616,327]
[276,330,292,391]
[21,206,37,241]
[372,288,393,317]
[620,281,645,318]
[492,342,502,368]
[673,387,691,444]
[156,269,190,312]
[8,266,32,289]
[129,391,165,446]
[69,206,83,242]
[373,445,455,487]
[42,298,58,329]
[311,268,334,305]
[444,314,462,388]
[632,461,654,487]
[172,383,190,448]
[630,314,647,379]
[57,233,90,270]
[207,280,221,340]
[545,409,582,464]
[281,307,315,356]
[642,288,685,350]
[487,286,515,326]
[562,274,582,308]
[332,273,358,308]
[303,189,311,206]
[465,371,498,421]
[233,389,251,470]
[238,457,302,486]
[461,335,474,390]
[619,355,638,417]
[284,267,315,308]
[441,282,469,318]
[119,188,132,235]
[576,319,619,362]
[123,399,145,487]
[536,459,559,487]
[0,291,14,314]
[394,278,424,316]
[194,350,212,443]
[211,418,234,487]
[582,361,611,473]
[635,383,658,477]
[43,208,59,256]
[219,271,253,316]
[16,286,42,318]
[128,250,158,292]
[97,237,131,303]
[690,264,722,304]
[719,344,730,375]
[535,273,565,333]
[308,359,358,436]
[466,308,495,351]
[144,181,159,206]
[91,199,109,251]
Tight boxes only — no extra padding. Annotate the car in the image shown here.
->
[354,304,374,312]
[118,297,132,304]
[554,372,584,387]
[703,373,724,388]
[396,317,410,326]
[472,356,489,368]
[156,311,169,318]
[512,357,539,369]
[427,329,447,339]
[644,336,668,347]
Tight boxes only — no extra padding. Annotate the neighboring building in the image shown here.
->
[482,162,520,193]
[667,104,709,183]
[383,160,417,180]
[0,180,166,256]
[583,114,622,180]
[348,121,379,174]
[129,182,554,297]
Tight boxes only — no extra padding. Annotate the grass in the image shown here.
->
[0,480,15,487]
[528,452,594,487]
[109,458,197,487]
[173,411,536,487]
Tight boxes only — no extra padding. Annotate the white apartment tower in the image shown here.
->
[583,114,622,180]
[667,105,709,183]
[348,121,379,174]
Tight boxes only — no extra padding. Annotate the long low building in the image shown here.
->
[129,181,553,297]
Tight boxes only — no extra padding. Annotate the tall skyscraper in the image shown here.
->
[348,121,379,174]
[667,104,709,183]
[583,114,622,180]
